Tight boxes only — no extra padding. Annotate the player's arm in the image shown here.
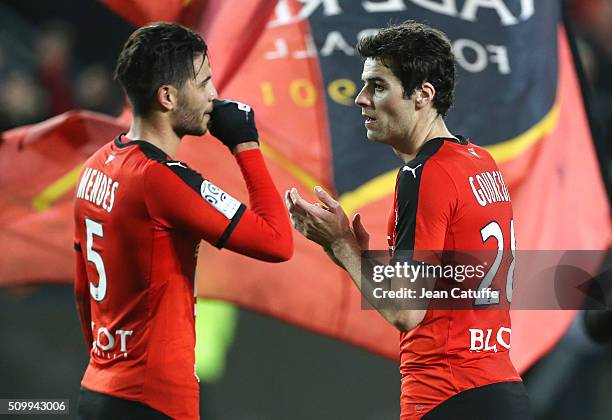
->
[74,243,93,350]
[145,156,292,262]
[145,99,292,261]
[223,147,294,260]
[286,187,427,331]
[287,161,453,332]
[329,224,429,332]
[207,98,293,260]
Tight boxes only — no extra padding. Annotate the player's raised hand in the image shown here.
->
[285,186,353,249]
[352,213,370,250]
[285,189,307,227]
[208,99,258,151]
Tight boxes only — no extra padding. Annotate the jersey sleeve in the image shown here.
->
[144,149,293,262]
[395,160,457,260]
[74,241,93,350]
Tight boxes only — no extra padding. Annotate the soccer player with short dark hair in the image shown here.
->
[286,21,532,419]
[74,22,293,419]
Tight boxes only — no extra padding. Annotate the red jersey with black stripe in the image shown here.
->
[387,137,521,419]
[73,135,292,419]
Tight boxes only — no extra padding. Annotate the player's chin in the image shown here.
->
[365,130,382,143]
[187,125,208,137]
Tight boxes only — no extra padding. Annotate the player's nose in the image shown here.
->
[208,82,218,102]
[354,86,370,108]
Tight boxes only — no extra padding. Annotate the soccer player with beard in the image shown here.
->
[73,23,293,419]
[286,21,532,419]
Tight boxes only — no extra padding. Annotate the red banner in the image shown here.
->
[1,1,609,373]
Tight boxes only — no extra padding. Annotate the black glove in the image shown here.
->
[208,99,259,150]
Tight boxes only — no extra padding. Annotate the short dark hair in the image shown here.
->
[114,22,207,115]
[357,21,455,117]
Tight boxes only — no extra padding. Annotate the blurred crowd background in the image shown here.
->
[0,0,128,132]
[0,1,611,419]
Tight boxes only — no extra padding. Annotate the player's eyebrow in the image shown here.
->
[362,76,386,84]
[199,75,212,86]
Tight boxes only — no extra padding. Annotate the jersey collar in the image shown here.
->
[414,135,469,159]
[434,135,469,145]
[114,134,168,162]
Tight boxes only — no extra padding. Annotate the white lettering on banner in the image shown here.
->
[321,31,355,56]
[487,45,511,74]
[300,0,342,18]
[293,34,318,59]
[264,39,289,60]
[268,0,534,27]
[453,39,510,74]
[264,35,317,60]
[460,0,519,26]
[269,0,342,27]
[269,0,293,26]
[363,0,406,12]
[411,0,456,15]
[519,0,534,20]
[264,32,512,75]
[453,40,509,74]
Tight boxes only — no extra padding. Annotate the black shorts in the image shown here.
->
[77,387,171,420]
[423,381,533,420]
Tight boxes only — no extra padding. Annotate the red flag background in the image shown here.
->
[0,0,609,374]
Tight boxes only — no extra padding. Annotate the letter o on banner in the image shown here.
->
[453,39,487,72]
[290,79,317,107]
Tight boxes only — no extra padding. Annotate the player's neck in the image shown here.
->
[126,116,180,159]
[394,115,454,162]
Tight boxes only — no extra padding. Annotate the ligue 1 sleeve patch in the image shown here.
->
[200,180,241,219]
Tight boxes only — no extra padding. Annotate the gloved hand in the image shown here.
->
[208,99,259,150]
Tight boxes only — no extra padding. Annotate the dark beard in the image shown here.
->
[174,98,207,137]
[174,121,206,138]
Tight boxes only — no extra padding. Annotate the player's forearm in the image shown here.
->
[75,298,94,350]
[232,149,293,259]
[331,237,420,331]
[74,250,93,350]
[323,245,346,270]
[232,141,259,154]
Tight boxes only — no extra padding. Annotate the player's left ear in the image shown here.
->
[156,84,179,112]
[415,82,436,110]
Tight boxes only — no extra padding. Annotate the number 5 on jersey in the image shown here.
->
[85,218,107,301]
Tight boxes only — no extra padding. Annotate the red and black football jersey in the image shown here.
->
[73,135,292,419]
[387,137,521,420]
